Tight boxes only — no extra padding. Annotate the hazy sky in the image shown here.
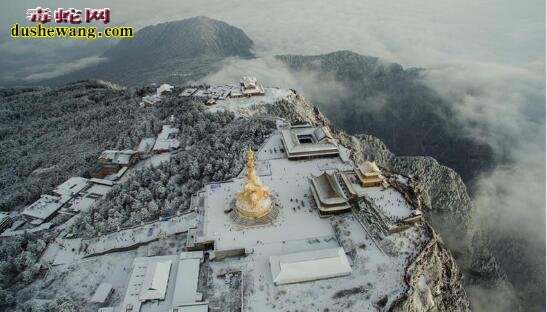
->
[0,0,544,81]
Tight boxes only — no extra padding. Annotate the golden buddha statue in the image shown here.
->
[235,148,273,218]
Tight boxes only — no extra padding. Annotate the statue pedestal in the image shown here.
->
[235,196,273,218]
[230,197,279,228]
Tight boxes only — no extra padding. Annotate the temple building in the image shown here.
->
[238,76,265,97]
[234,148,273,219]
[98,150,139,167]
[140,94,162,108]
[22,195,69,225]
[153,125,180,153]
[354,161,384,187]
[91,150,139,179]
[309,172,351,216]
[281,124,340,159]
[156,83,174,95]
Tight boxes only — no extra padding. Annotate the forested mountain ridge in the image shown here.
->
[0,80,177,212]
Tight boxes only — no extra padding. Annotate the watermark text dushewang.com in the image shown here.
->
[11,7,133,39]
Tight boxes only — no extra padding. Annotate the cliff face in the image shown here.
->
[348,127,511,310]
[391,232,470,312]
[270,93,473,311]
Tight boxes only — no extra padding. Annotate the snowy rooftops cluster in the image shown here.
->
[153,125,180,153]
[98,149,139,166]
[120,251,205,312]
[179,77,265,103]
[239,76,265,97]
[4,177,113,236]
[12,176,114,234]
[140,83,174,107]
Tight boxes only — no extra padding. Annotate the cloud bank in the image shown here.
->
[423,62,545,310]
[22,56,107,82]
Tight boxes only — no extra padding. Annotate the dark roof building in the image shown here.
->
[281,125,340,159]
[309,172,351,216]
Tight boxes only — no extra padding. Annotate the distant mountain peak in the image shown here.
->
[103,16,254,61]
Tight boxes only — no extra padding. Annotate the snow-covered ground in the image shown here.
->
[82,212,197,257]
[356,185,415,221]
[198,132,427,311]
[41,212,197,266]
[205,216,427,311]
[36,251,138,307]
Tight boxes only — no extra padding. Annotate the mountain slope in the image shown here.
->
[0,81,159,211]
[103,16,253,61]
[48,17,254,86]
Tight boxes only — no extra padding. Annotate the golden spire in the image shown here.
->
[235,147,272,218]
[246,148,257,182]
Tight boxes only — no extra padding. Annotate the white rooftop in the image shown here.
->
[137,138,156,153]
[241,76,258,89]
[172,252,202,306]
[99,150,137,165]
[90,178,116,186]
[143,94,161,103]
[157,84,174,95]
[153,125,180,152]
[121,253,205,312]
[139,260,172,301]
[52,177,89,198]
[270,247,352,285]
[22,195,68,222]
[309,172,348,205]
